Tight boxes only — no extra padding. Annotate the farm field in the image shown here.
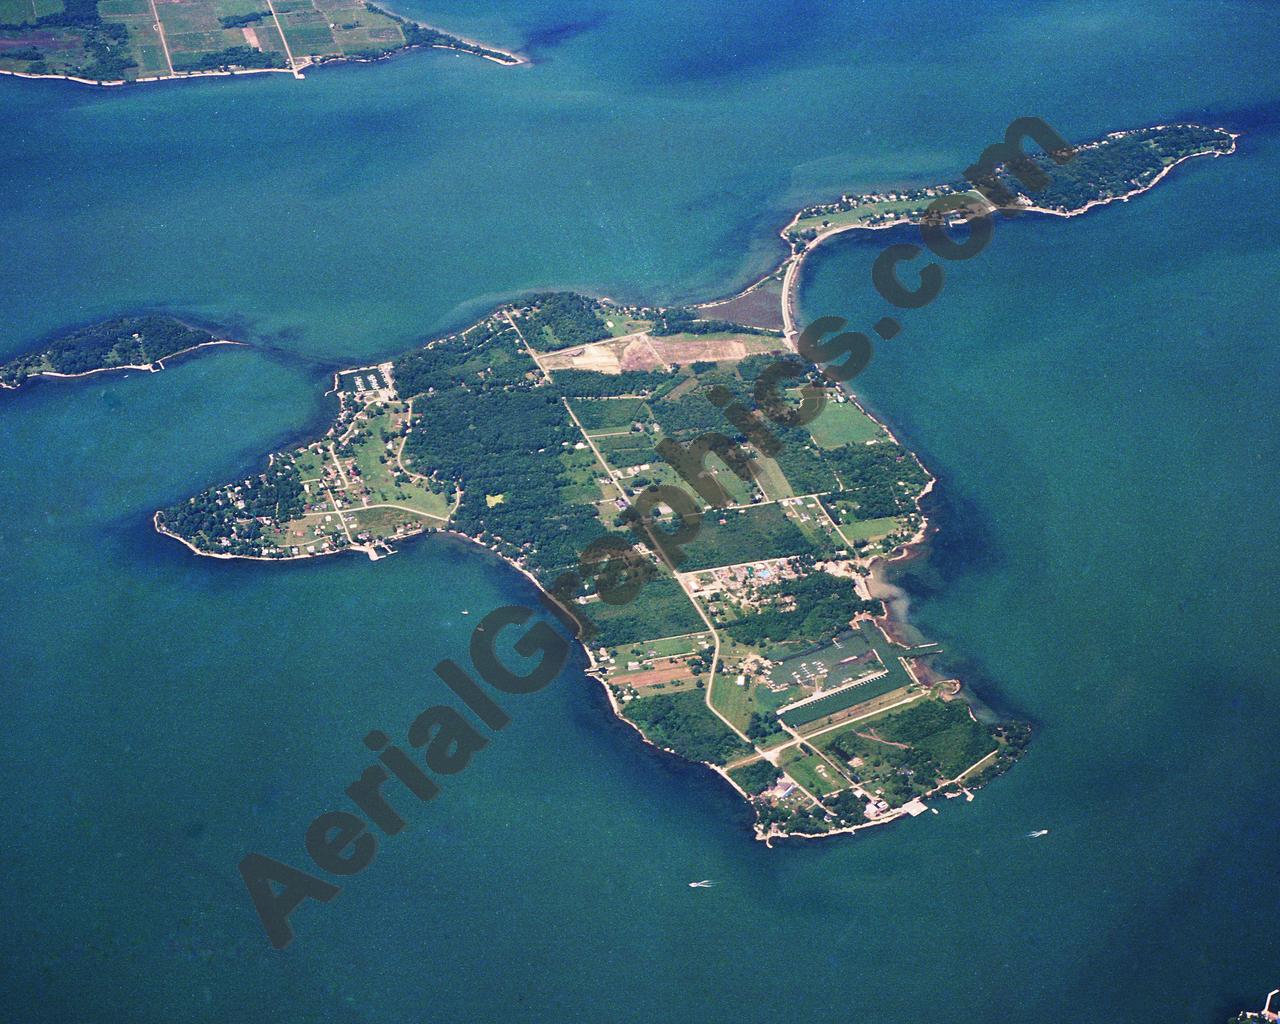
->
[539,330,784,374]
[0,0,512,81]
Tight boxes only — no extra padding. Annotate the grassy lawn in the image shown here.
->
[836,516,901,545]
[807,399,885,448]
[780,749,848,796]
[614,632,711,660]
[600,315,652,337]
[709,672,753,732]
[786,496,840,549]
[748,453,794,501]
[345,505,437,538]
[790,195,950,236]
[559,448,605,504]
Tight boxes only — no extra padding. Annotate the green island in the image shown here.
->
[0,314,238,388]
[0,0,521,85]
[2,122,1234,841]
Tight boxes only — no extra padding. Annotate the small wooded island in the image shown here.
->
[1,123,1236,840]
[0,0,521,86]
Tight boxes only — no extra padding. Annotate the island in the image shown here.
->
[0,0,521,86]
[0,314,242,388]
[2,122,1236,841]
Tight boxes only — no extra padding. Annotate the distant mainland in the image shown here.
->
[0,0,522,88]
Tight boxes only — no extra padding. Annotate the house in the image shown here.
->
[864,798,890,819]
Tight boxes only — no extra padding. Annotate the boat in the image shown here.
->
[688,880,715,888]
[1026,829,1050,838]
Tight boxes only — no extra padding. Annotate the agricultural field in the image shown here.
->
[0,0,509,82]
[694,276,786,332]
[539,329,784,375]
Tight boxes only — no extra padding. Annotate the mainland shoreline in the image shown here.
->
[0,6,524,91]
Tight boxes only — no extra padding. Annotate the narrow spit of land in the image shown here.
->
[1,122,1235,840]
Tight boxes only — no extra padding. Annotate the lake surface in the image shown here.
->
[1,2,1277,1021]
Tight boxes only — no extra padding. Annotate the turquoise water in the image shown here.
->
[1,2,1277,1021]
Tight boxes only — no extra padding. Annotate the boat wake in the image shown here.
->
[688,879,716,888]
[1025,829,1050,838]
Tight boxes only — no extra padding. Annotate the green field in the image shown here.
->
[676,503,821,571]
[349,412,446,509]
[807,399,885,448]
[788,193,983,238]
[594,431,661,470]
[570,397,651,432]
[614,632,711,661]
[779,673,907,728]
[583,574,704,647]
[708,672,754,732]
[835,516,901,544]
[780,749,848,796]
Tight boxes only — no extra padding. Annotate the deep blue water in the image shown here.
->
[1,2,1277,1021]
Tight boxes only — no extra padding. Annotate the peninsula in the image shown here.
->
[0,0,521,86]
[2,123,1236,840]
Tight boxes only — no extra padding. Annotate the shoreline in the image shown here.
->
[775,125,1240,346]
[0,338,246,391]
[0,12,524,91]
[101,122,1238,841]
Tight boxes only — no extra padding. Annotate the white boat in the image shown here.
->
[688,879,715,888]
[1026,829,1050,838]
